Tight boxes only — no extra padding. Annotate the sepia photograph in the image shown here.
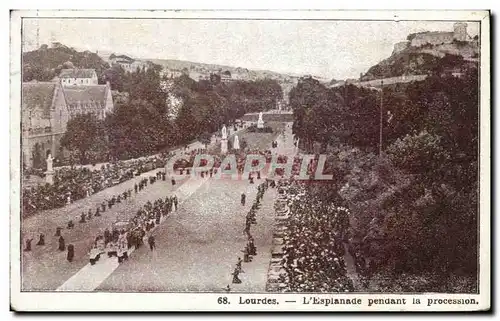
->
[9,9,490,312]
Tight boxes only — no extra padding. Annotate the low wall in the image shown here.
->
[241,112,294,122]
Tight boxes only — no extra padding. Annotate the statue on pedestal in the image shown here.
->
[221,125,228,154]
[221,125,227,140]
[47,153,53,172]
[233,135,240,150]
[45,153,55,185]
[257,112,264,129]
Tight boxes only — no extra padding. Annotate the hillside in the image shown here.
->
[22,44,110,82]
[150,58,302,100]
[361,40,479,81]
[150,58,301,81]
[23,43,304,100]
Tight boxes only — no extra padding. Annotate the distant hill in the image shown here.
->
[22,43,310,100]
[150,58,304,100]
[150,58,301,81]
[22,44,110,82]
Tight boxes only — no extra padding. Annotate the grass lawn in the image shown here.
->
[239,122,286,151]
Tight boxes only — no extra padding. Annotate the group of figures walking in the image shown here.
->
[228,179,275,287]
[23,170,175,266]
[87,193,178,265]
[22,152,175,217]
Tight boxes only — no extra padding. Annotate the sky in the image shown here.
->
[21,18,479,80]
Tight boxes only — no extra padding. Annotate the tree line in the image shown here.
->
[290,66,478,292]
[60,66,283,163]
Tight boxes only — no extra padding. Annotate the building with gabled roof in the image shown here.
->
[62,82,114,120]
[21,74,115,168]
[22,81,69,168]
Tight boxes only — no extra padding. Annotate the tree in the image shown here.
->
[386,130,449,179]
[288,59,479,291]
[22,44,110,82]
[60,113,105,164]
[289,77,330,150]
[111,90,130,105]
[105,99,171,160]
[62,61,75,69]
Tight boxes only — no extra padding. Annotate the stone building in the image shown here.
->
[109,54,149,73]
[22,73,115,168]
[22,81,69,168]
[407,22,469,47]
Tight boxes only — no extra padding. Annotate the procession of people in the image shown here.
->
[228,179,274,288]
[85,193,178,265]
[22,153,175,217]
[23,167,178,265]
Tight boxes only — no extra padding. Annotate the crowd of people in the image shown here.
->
[88,192,179,265]
[276,181,354,292]
[23,169,175,264]
[22,153,174,217]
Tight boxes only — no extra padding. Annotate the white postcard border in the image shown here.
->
[9,9,491,312]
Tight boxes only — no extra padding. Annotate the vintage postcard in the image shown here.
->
[10,10,490,312]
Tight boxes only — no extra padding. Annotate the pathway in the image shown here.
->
[96,176,275,292]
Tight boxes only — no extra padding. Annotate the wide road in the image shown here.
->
[96,123,295,292]
[97,177,277,292]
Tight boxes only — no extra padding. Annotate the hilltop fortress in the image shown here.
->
[393,22,471,54]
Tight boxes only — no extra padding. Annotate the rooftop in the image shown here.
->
[63,85,109,108]
[22,82,57,117]
[59,69,97,79]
